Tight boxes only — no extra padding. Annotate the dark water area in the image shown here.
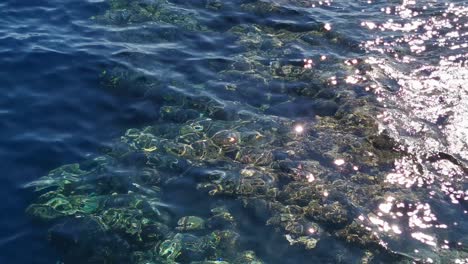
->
[1,0,467,263]
[0,0,157,262]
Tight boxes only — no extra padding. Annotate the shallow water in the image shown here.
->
[1,0,467,263]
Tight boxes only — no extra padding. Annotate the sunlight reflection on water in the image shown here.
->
[357,0,467,261]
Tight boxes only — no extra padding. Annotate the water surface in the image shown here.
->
[1,0,467,263]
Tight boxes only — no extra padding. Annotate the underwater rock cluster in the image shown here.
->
[26,0,467,263]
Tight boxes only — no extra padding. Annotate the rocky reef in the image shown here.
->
[25,0,467,263]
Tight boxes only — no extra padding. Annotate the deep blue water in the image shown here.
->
[1,0,467,263]
[0,1,157,262]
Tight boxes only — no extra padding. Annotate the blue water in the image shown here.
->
[1,0,467,263]
[0,0,156,262]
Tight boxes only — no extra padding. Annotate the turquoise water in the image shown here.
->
[1,0,467,263]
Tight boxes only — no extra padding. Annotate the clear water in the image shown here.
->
[1,0,466,263]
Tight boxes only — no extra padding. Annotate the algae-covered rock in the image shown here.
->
[94,0,206,31]
[176,216,206,232]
